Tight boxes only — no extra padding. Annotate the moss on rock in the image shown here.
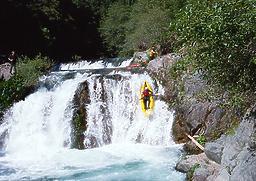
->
[71,81,90,149]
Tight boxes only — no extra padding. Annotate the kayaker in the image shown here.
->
[141,86,152,110]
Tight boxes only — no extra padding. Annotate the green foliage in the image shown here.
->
[99,2,132,55]
[123,2,170,55]
[26,0,61,20]
[16,54,52,87]
[225,118,240,136]
[196,134,206,146]
[187,163,200,181]
[0,55,52,113]
[173,0,256,92]
[99,0,186,56]
[221,91,247,110]
[0,76,24,112]
[170,57,194,79]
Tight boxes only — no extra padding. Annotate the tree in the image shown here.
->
[99,0,186,56]
[173,0,256,91]
[99,2,132,55]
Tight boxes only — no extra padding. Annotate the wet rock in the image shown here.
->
[172,114,188,143]
[71,80,90,149]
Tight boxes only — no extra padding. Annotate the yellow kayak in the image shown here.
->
[140,81,154,115]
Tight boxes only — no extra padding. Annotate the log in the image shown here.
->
[185,133,205,151]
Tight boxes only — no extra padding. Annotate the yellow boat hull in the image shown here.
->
[140,81,154,115]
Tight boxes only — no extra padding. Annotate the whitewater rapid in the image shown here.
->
[0,60,185,180]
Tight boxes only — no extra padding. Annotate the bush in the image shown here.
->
[0,54,52,113]
[123,3,170,55]
[16,54,52,87]
[123,0,187,55]
[173,0,256,92]
[99,0,186,56]
[99,2,132,55]
[0,76,24,112]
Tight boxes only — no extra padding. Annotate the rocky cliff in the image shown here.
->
[146,52,256,180]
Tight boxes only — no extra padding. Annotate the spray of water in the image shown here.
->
[0,61,184,180]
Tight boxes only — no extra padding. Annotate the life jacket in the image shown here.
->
[149,50,155,58]
[143,89,150,96]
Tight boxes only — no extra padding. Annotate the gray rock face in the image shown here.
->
[176,153,222,180]
[204,136,225,164]
[230,149,256,181]
[193,167,211,181]
[204,143,223,164]
[144,51,255,180]
[132,51,148,64]
[183,73,206,97]
[176,153,206,173]
[207,168,230,181]
[0,63,12,80]
[183,101,210,134]
[221,118,255,170]
[147,53,181,72]
[204,107,256,180]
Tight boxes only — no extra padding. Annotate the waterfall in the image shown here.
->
[84,73,174,147]
[0,60,185,180]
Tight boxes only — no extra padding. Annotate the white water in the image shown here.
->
[0,61,185,180]
[60,58,132,70]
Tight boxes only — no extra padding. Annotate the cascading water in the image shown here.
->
[0,59,185,180]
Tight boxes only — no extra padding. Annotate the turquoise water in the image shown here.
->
[0,144,185,180]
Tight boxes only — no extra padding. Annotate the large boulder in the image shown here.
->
[176,153,222,180]
[0,63,12,80]
[132,51,148,64]
[147,53,181,73]
[204,136,225,164]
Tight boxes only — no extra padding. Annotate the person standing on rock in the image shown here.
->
[147,46,158,61]
[141,46,158,67]
[8,50,17,74]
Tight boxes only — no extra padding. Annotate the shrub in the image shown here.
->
[16,54,52,87]
[173,0,256,92]
[0,54,52,113]
[99,0,186,56]
[99,1,132,55]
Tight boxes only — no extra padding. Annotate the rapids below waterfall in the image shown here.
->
[0,59,185,180]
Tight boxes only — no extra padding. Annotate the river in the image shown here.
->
[0,59,185,180]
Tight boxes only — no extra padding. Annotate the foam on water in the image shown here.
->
[0,60,185,180]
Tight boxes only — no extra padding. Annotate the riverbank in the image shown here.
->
[142,51,256,180]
